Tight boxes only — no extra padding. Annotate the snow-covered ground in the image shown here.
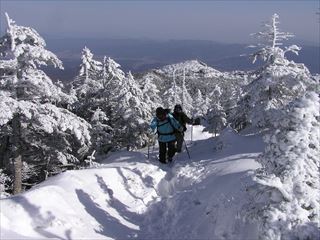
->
[0,125,264,240]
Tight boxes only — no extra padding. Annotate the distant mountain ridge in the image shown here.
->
[43,38,319,81]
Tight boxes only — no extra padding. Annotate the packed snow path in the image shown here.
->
[1,126,264,239]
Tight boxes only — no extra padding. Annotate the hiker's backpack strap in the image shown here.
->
[167,116,180,134]
[157,117,179,135]
[156,118,175,136]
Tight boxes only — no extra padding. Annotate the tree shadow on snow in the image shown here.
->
[75,188,139,239]
[122,166,155,188]
[9,195,71,240]
[95,174,143,222]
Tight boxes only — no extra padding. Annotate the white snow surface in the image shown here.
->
[0,126,264,240]
[156,60,223,78]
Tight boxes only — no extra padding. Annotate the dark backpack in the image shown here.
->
[172,112,187,132]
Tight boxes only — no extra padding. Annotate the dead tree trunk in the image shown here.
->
[12,113,22,194]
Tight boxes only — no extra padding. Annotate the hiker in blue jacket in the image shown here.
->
[150,107,183,163]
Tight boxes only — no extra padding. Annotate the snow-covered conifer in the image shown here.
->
[103,56,125,89]
[79,47,103,82]
[0,94,92,190]
[181,75,193,115]
[205,86,227,136]
[112,72,152,149]
[0,14,92,193]
[0,13,71,104]
[233,14,315,130]
[250,13,300,65]
[193,89,207,118]
[71,49,106,120]
[249,92,320,239]
[163,78,181,110]
[90,108,113,155]
[140,74,162,111]
[206,103,227,136]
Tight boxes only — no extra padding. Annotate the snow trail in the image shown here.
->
[1,125,264,239]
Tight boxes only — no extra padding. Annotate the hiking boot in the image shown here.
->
[168,158,173,162]
[159,159,167,164]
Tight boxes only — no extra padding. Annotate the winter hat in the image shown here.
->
[156,107,166,118]
[174,104,182,112]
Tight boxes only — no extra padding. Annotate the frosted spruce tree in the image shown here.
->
[72,47,105,120]
[0,13,72,105]
[0,95,92,193]
[102,56,125,89]
[90,108,113,155]
[0,14,91,194]
[192,89,208,118]
[100,56,126,130]
[234,13,315,130]
[72,52,128,155]
[78,47,103,82]
[248,92,320,239]
[163,77,182,110]
[205,85,226,135]
[181,75,193,115]
[112,71,152,149]
[140,73,162,112]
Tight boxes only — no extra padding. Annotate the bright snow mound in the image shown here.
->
[0,125,264,240]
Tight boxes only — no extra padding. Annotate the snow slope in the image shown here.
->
[0,126,264,240]
[155,60,223,78]
[153,59,250,81]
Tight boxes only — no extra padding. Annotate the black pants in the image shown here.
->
[175,132,184,152]
[158,141,176,163]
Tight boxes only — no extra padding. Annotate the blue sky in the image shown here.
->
[0,0,319,44]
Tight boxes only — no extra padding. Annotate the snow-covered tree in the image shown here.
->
[100,56,126,122]
[163,78,181,110]
[206,103,227,137]
[192,89,208,118]
[249,13,300,65]
[0,94,92,191]
[0,13,71,104]
[72,49,105,120]
[78,47,103,82]
[102,56,125,90]
[140,73,162,111]
[73,47,103,94]
[181,75,193,115]
[112,72,152,149]
[0,14,92,193]
[71,53,130,155]
[248,92,320,239]
[205,86,227,136]
[233,14,315,130]
[90,108,113,155]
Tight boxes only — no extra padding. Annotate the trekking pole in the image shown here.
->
[147,143,150,159]
[191,113,194,143]
[191,124,193,143]
[183,139,191,159]
[152,135,156,152]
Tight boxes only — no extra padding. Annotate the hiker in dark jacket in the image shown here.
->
[172,104,193,153]
[150,107,182,163]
